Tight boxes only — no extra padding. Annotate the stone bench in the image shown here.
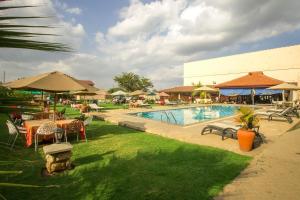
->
[43,143,73,173]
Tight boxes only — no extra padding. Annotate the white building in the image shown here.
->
[184,45,300,87]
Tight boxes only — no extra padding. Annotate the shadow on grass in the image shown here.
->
[2,147,250,200]
[73,151,115,166]
[85,120,143,140]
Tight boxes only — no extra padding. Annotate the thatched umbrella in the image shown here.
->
[130,90,146,96]
[194,86,217,99]
[268,83,300,102]
[5,71,86,115]
[71,80,99,101]
[111,90,127,96]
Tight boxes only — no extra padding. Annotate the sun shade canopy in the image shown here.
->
[194,86,217,92]
[267,82,300,90]
[215,71,284,88]
[71,80,99,95]
[5,71,86,92]
[129,90,146,96]
[220,88,281,96]
[111,90,127,96]
[160,86,196,93]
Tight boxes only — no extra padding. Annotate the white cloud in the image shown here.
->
[66,7,82,15]
[53,0,82,15]
[93,0,300,88]
[2,0,300,89]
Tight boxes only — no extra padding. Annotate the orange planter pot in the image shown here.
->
[237,129,255,152]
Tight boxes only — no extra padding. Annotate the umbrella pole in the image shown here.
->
[41,90,44,109]
[53,93,57,121]
[282,90,285,102]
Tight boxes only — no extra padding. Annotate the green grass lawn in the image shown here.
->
[98,102,127,110]
[0,108,251,200]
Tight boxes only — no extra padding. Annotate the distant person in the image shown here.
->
[215,96,219,103]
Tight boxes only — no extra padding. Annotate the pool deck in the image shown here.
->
[90,104,300,156]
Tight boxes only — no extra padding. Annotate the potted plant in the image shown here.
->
[235,107,259,151]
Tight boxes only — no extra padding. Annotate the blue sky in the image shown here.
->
[1,0,300,89]
[54,0,131,52]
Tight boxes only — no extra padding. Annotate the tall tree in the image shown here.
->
[113,72,153,92]
[0,1,71,52]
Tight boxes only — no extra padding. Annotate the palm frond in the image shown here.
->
[0,16,45,21]
[0,5,35,10]
[0,37,70,51]
[0,1,72,52]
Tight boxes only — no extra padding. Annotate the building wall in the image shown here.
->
[184,45,300,86]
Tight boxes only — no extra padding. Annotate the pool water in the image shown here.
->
[132,105,239,126]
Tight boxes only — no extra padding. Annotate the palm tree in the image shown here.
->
[0,1,71,52]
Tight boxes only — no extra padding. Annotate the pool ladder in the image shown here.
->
[161,111,177,124]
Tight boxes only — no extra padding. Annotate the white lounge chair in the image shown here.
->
[137,100,152,108]
[89,103,104,112]
[164,99,177,106]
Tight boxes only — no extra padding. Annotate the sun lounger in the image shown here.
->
[201,122,241,140]
[201,122,261,141]
[255,107,294,123]
[89,103,104,112]
[164,99,177,106]
[136,100,152,108]
[267,106,299,118]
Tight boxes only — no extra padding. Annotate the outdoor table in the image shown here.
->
[24,119,85,147]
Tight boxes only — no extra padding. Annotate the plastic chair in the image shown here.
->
[64,120,83,142]
[6,120,27,150]
[84,115,93,126]
[35,121,57,151]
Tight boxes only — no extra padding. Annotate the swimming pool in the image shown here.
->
[132,105,239,126]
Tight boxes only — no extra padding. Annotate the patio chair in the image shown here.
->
[64,120,86,143]
[84,115,93,127]
[255,107,294,123]
[83,116,93,140]
[35,121,57,151]
[5,120,27,150]
[89,103,104,112]
[7,113,23,126]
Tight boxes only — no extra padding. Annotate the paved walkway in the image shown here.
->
[215,124,300,200]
